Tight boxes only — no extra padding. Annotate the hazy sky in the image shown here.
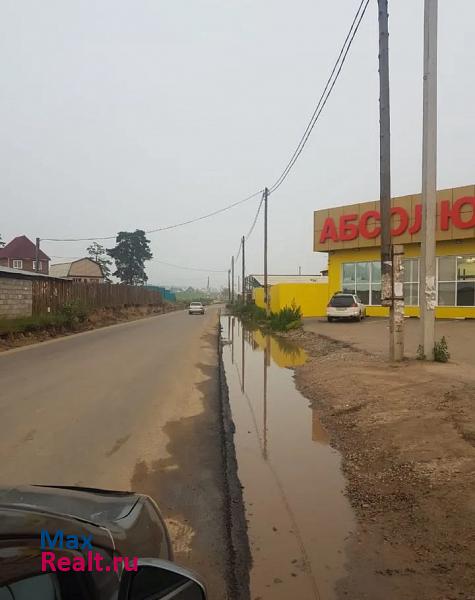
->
[1,1,473,288]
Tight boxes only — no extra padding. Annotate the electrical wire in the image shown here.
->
[235,237,243,262]
[42,189,264,242]
[268,0,370,195]
[155,259,227,273]
[245,192,265,240]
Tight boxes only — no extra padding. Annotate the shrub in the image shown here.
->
[232,302,267,323]
[416,345,425,360]
[269,303,302,332]
[60,301,88,324]
[434,336,450,363]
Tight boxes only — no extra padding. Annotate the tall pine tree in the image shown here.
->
[107,230,152,285]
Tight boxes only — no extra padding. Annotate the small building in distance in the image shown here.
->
[49,258,105,283]
[0,235,50,274]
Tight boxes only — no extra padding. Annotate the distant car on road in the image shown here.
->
[0,484,207,599]
[327,293,366,322]
[189,302,205,315]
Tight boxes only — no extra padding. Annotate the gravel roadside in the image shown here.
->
[285,328,475,600]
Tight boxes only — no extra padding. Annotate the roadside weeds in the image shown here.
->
[0,304,178,352]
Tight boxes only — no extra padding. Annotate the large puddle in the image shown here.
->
[221,316,355,600]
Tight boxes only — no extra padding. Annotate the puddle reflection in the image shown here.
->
[222,315,355,600]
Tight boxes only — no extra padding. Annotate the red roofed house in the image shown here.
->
[0,235,50,274]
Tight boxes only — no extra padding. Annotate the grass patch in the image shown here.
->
[0,302,89,336]
[231,302,302,332]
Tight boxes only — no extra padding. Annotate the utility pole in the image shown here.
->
[378,0,404,361]
[241,235,246,303]
[298,266,302,276]
[35,237,40,272]
[263,187,270,315]
[420,0,438,359]
[228,269,231,303]
[231,256,235,304]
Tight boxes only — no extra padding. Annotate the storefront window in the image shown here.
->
[438,282,456,306]
[438,256,456,282]
[342,261,380,305]
[437,256,475,307]
[342,263,356,285]
[403,259,419,306]
[371,261,381,283]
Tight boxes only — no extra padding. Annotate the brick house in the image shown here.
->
[0,235,50,274]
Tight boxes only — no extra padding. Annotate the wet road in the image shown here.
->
[0,308,228,599]
[222,316,355,600]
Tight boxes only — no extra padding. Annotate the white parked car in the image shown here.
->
[327,293,366,322]
[189,301,205,315]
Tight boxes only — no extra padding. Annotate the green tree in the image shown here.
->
[87,241,112,281]
[107,230,153,285]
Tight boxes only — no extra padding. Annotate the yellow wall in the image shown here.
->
[253,282,330,317]
[327,239,475,319]
[251,329,308,367]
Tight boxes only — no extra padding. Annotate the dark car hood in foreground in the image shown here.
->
[0,484,173,561]
[0,485,140,524]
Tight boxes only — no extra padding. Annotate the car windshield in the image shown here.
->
[330,295,354,307]
[190,302,202,306]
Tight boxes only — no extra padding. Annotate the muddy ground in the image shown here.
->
[286,329,475,600]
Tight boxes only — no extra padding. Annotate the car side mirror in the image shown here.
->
[119,558,207,600]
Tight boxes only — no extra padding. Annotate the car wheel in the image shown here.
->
[327,316,333,322]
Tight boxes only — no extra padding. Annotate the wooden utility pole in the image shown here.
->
[378,0,404,361]
[420,0,438,359]
[231,256,235,304]
[241,235,245,303]
[35,237,40,272]
[228,269,231,303]
[263,187,270,315]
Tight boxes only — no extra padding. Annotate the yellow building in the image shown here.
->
[251,275,329,318]
[314,184,475,319]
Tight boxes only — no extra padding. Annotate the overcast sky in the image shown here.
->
[1,1,473,288]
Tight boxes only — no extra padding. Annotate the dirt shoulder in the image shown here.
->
[0,304,179,352]
[286,329,475,600]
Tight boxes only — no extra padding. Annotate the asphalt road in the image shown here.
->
[0,307,228,599]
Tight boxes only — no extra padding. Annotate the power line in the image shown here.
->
[42,189,264,243]
[155,259,227,273]
[268,0,370,195]
[235,238,243,262]
[245,192,265,240]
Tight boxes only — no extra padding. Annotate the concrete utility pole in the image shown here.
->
[241,235,246,303]
[378,0,404,361]
[228,269,231,303]
[263,187,270,315]
[35,237,40,272]
[420,0,438,359]
[231,256,235,304]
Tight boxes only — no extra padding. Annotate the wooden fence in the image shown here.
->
[32,280,163,315]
